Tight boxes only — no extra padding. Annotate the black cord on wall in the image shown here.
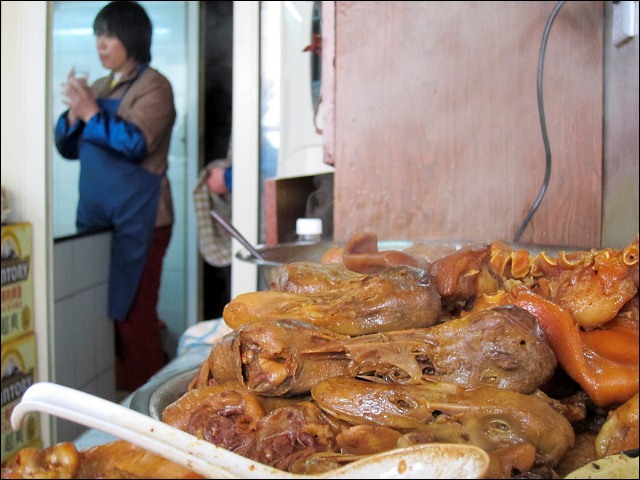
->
[513,0,566,243]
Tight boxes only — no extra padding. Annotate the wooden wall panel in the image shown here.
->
[602,2,639,248]
[326,1,603,248]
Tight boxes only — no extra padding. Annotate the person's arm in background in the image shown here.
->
[82,77,175,163]
[54,113,84,160]
[54,71,98,159]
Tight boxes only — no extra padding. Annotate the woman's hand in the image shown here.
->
[62,68,100,124]
[207,165,230,195]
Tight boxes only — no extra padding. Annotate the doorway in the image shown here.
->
[199,1,234,320]
[50,0,200,358]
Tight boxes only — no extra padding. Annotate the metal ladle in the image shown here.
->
[12,382,489,479]
[210,209,265,260]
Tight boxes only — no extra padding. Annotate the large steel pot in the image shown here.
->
[235,238,573,291]
[236,240,414,290]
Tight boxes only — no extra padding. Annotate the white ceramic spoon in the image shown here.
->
[12,382,489,479]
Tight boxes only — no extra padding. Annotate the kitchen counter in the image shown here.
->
[54,226,112,243]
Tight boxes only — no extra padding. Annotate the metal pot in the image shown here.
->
[235,240,415,290]
[235,239,574,290]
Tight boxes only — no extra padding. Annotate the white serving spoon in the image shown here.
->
[12,382,489,479]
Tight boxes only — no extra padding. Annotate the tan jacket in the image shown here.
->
[91,63,176,227]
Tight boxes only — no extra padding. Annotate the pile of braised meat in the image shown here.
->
[3,233,638,479]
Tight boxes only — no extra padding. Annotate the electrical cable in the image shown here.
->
[513,0,566,243]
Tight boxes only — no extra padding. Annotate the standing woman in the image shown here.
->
[55,1,176,392]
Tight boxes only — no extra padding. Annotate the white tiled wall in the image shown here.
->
[52,231,114,443]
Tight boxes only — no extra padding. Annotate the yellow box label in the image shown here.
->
[1,333,40,466]
[1,223,35,343]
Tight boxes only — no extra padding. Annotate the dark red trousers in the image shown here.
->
[115,225,172,391]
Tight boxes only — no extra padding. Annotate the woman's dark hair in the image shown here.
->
[93,1,152,63]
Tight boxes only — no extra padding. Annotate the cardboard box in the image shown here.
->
[0,438,42,469]
[1,223,35,344]
[1,332,40,467]
[1,333,41,466]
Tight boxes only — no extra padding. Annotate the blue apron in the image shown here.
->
[75,66,162,320]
